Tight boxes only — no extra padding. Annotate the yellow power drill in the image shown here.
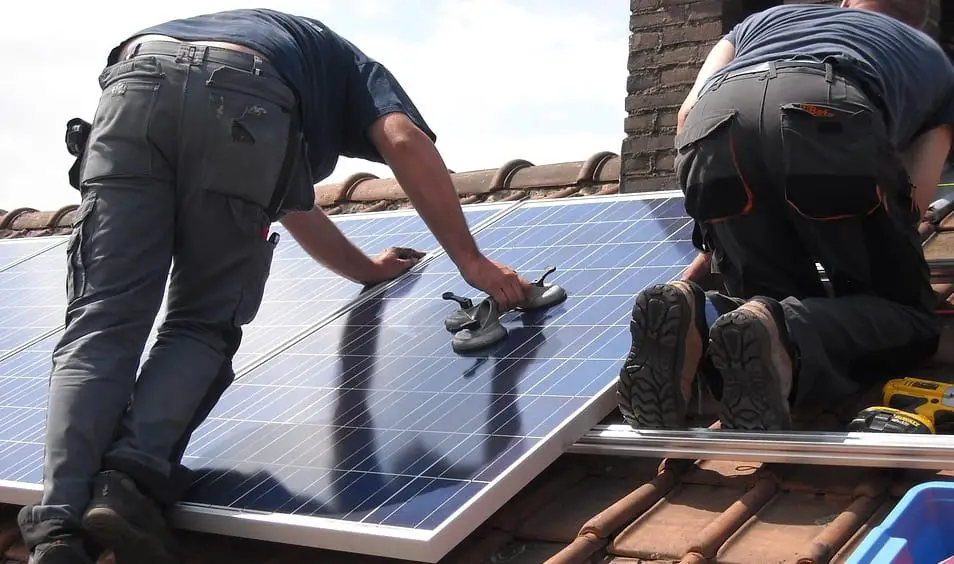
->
[848,377,954,434]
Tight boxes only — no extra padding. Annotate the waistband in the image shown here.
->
[710,59,886,115]
[124,40,282,80]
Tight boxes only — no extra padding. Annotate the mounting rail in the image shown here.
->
[569,424,954,470]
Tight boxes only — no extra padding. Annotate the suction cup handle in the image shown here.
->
[442,292,473,309]
[533,265,557,287]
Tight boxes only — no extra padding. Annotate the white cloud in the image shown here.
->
[0,0,628,210]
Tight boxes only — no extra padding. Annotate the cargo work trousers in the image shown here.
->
[676,61,941,412]
[19,42,310,547]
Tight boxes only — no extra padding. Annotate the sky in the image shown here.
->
[0,0,629,211]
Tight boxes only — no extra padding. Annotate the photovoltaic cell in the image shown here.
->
[178,194,696,556]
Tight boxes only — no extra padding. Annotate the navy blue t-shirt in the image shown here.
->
[706,4,954,150]
[120,9,436,185]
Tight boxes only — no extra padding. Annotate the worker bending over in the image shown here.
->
[20,9,530,564]
[618,0,954,432]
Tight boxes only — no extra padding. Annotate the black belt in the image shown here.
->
[124,40,281,80]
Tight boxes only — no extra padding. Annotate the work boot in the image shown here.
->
[81,471,179,564]
[28,537,94,564]
[617,280,708,429]
[708,296,796,430]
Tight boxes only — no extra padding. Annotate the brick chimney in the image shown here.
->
[619,0,947,194]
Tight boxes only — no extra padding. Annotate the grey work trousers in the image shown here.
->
[19,42,304,547]
[676,61,941,411]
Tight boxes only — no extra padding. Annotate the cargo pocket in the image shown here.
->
[233,229,278,327]
[66,194,97,303]
[779,102,883,220]
[675,110,752,224]
[198,66,297,211]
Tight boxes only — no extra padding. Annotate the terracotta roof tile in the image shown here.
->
[3,156,954,563]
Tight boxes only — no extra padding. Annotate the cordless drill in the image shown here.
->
[848,377,954,434]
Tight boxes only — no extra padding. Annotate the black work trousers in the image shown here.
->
[20,41,312,548]
[676,61,940,413]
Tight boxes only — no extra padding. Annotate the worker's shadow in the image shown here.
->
[183,283,549,520]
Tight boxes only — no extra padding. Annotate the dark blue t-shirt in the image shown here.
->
[120,9,436,185]
[707,4,954,150]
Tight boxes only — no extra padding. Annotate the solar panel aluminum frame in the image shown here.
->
[569,425,954,471]
[164,191,688,562]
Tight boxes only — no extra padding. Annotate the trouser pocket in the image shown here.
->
[66,193,97,303]
[233,230,278,327]
[779,102,884,220]
[676,109,753,224]
[193,65,298,211]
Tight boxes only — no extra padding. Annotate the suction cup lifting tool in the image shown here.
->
[450,297,508,353]
[443,292,478,332]
[515,265,568,311]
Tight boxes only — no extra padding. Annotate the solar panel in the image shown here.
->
[0,245,69,358]
[0,193,697,561]
[175,192,696,561]
[230,205,508,370]
[0,238,66,273]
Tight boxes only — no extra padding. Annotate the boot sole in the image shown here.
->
[708,306,792,431]
[82,507,178,564]
[616,283,704,429]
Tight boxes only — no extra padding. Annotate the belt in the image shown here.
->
[711,59,886,115]
[121,38,280,79]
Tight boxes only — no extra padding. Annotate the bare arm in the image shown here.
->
[901,124,953,218]
[367,112,530,308]
[368,113,482,269]
[280,207,389,284]
[677,39,736,135]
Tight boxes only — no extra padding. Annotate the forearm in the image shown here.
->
[372,117,482,269]
[279,207,380,284]
[902,125,953,217]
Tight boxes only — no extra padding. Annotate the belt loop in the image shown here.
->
[175,45,189,64]
[765,61,777,80]
[824,62,835,84]
[252,55,264,76]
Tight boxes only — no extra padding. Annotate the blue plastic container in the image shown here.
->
[846,481,954,564]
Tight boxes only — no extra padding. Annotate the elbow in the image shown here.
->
[370,113,431,161]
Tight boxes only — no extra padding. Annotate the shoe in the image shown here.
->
[81,471,179,564]
[708,297,796,430]
[617,280,708,428]
[29,537,94,564]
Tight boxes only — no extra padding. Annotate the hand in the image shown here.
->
[459,255,532,311]
[364,247,426,285]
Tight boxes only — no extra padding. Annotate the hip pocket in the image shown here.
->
[194,65,297,211]
[81,58,165,184]
[675,110,753,224]
[779,102,883,220]
[233,231,278,327]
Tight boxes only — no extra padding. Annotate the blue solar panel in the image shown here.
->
[0,245,68,357]
[0,238,65,273]
[176,193,696,558]
[0,194,697,561]
[230,205,505,369]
